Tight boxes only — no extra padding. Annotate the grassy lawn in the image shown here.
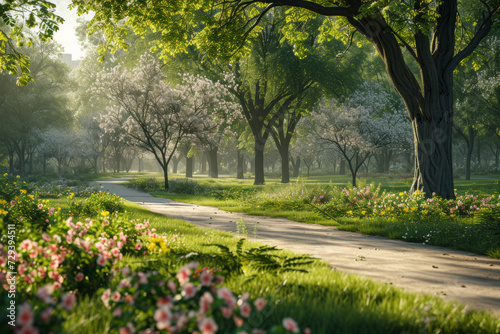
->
[127,174,500,257]
[55,199,500,333]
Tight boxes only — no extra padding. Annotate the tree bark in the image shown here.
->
[279,144,290,183]
[291,156,301,177]
[163,165,169,190]
[208,147,219,178]
[186,156,193,178]
[237,149,244,179]
[254,139,265,185]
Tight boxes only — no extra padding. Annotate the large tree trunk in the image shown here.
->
[254,138,265,185]
[237,149,244,179]
[208,147,218,178]
[291,156,300,177]
[410,113,455,198]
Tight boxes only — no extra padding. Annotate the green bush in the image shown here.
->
[476,205,500,236]
[71,192,125,217]
[128,177,163,191]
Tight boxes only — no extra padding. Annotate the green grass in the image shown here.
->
[50,199,499,333]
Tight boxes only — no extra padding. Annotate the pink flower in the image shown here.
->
[176,265,192,286]
[153,305,172,330]
[101,289,111,307]
[167,280,177,293]
[111,291,121,302]
[111,248,120,257]
[61,293,76,311]
[66,235,72,244]
[122,266,131,276]
[97,255,107,266]
[233,316,244,327]
[38,204,43,210]
[304,328,311,334]
[239,301,252,318]
[134,242,142,250]
[17,303,34,326]
[198,317,218,334]
[217,287,237,307]
[41,233,51,242]
[199,292,214,313]
[253,297,266,311]
[113,307,122,317]
[75,272,84,282]
[18,326,39,334]
[20,239,33,250]
[200,270,212,287]
[156,295,173,307]
[181,283,196,299]
[220,307,233,319]
[282,318,299,333]
[40,307,53,322]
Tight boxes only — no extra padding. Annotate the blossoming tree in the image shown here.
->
[305,97,410,187]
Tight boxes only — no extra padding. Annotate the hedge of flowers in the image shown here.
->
[0,174,308,333]
[307,184,500,219]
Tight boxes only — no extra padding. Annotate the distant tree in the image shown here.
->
[0,38,71,174]
[305,97,410,187]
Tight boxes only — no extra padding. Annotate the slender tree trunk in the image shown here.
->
[279,144,290,183]
[186,156,193,178]
[292,156,301,177]
[208,147,219,178]
[237,149,244,179]
[163,163,169,190]
[464,125,477,181]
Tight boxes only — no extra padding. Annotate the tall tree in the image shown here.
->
[73,0,500,198]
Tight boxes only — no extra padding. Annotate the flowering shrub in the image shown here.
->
[97,262,310,334]
[70,191,125,217]
[0,209,154,297]
[307,184,499,220]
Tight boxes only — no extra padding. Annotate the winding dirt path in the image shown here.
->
[95,179,500,316]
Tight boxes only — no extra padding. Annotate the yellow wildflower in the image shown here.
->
[347,210,353,215]
[361,211,366,215]
[16,175,20,179]
[414,190,421,195]
[20,189,27,194]
[28,195,34,199]
[411,207,418,212]
[101,211,110,217]
[399,192,404,197]
[403,207,410,213]
[380,211,385,215]
[148,243,156,252]
[422,210,428,215]
[0,209,8,215]
[0,199,7,204]
[3,173,7,177]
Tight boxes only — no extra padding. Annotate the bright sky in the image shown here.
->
[51,0,91,60]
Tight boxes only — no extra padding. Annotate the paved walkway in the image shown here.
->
[95,179,500,316]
